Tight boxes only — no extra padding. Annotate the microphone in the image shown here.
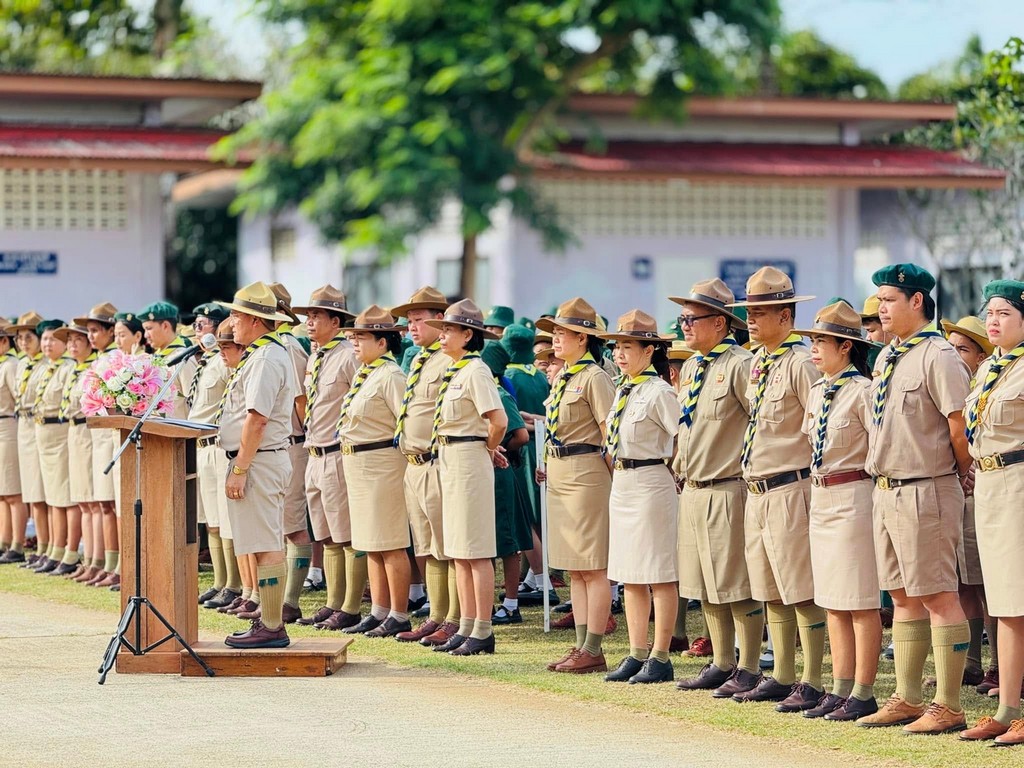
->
[165,334,218,366]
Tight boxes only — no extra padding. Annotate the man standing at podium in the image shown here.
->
[216,283,298,649]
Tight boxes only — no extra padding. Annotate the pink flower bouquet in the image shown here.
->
[80,351,176,418]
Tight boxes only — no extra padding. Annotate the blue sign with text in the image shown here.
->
[719,259,796,300]
[0,252,58,275]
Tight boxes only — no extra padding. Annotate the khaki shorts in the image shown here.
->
[224,450,289,556]
[305,450,350,544]
[283,441,309,537]
[873,474,962,597]
[744,478,814,605]
[404,460,447,560]
[956,495,984,586]
[678,480,751,604]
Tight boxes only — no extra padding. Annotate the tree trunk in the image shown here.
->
[153,0,184,59]
[459,234,477,301]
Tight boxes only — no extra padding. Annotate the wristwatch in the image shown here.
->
[231,465,249,476]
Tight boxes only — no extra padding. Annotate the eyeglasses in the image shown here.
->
[676,314,717,328]
[192,319,213,330]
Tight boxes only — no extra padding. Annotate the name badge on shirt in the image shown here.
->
[570,385,584,394]
[450,383,464,391]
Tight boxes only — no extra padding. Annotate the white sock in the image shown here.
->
[408,583,425,600]
[503,598,518,611]
[307,567,323,581]
[523,569,538,589]
[370,604,388,620]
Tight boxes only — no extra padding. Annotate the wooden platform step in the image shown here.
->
[180,637,354,677]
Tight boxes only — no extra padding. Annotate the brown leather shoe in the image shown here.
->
[683,636,713,657]
[67,564,87,579]
[555,649,607,674]
[282,603,302,624]
[960,716,1010,741]
[550,611,575,630]
[236,606,262,621]
[676,663,733,691]
[297,606,335,626]
[776,682,825,713]
[903,702,967,735]
[605,614,617,635]
[858,695,926,728]
[396,619,440,643]
[85,569,110,586]
[712,667,761,698]
[219,597,251,614]
[317,609,361,631]
[731,676,794,703]
[547,647,580,672]
[976,667,999,695]
[420,621,458,646]
[994,718,1024,746]
[364,616,412,638]
[95,572,119,588]
[74,565,100,583]
[224,619,290,649]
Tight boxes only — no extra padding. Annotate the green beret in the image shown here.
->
[665,320,684,340]
[517,316,535,331]
[138,301,180,323]
[871,263,935,293]
[192,302,229,325]
[483,305,515,329]
[481,340,510,378]
[501,323,536,364]
[37,319,66,334]
[983,279,1024,307]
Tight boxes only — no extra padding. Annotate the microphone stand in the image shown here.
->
[97,349,214,684]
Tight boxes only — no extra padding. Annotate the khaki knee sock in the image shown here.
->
[766,603,797,685]
[445,561,461,624]
[240,586,252,600]
[323,543,347,611]
[91,556,104,569]
[222,538,242,591]
[471,619,492,640]
[651,648,671,663]
[932,621,970,711]
[342,547,368,615]
[250,587,261,605]
[582,630,603,657]
[284,541,312,608]
[50,546,65,564]
[425,558,449,623]
[966,617,984,673]
[675,596,688,639]
[257,562,287,630]
[113,554,120,575]
[630,646,649,661]
[795,604,827,689]
[207,530,225,590]
[703,601,737,671]
[732,600,765,674]
[893,619,931,705]
[36,539,46,557]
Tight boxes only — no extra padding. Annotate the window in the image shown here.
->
[0,168,127,230]
[270,226,296,265]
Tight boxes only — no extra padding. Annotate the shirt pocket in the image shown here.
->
[620,394,648,444]
[708,385,731,421]
[895,377,923,415]
[441,388,467,423]
[988,385,1024,427]
[760,386,786,424]
[826,416,851,450]
[562,390,586,425]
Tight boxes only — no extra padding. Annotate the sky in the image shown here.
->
[190,0,1024,89]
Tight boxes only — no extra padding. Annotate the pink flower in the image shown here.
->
[126,380,146,396]
[131,400,149,416]
[102,368,116,382]
[80,390,105,416]
[101,393,116,409]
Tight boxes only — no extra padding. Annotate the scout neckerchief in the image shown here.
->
[741,333,803,469]
[336,353,396,431]
[871,327,942,428]
[811,364,859,469]
[305,332,347,429]
[213,332,283,425]
[545,352,596,447]
[60,351,97,421]
[604,366,657,461]
[506,363,538,376]
[33,355,69,416]
[965,342,1024,445]
[2,349,16,364]
[680,335,738,427]
[186,350,216,409]
[154,334,191,360]
[430,352,481,457]
[393,341,441,445]
[17,352,43,410]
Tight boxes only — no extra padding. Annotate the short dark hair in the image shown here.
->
[371,331,403,357]
[466,329,485,352]
[586,335,606,360]
[893,287,935,321]
[778,302,797,322]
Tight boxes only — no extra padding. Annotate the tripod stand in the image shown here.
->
[97,357,214,684]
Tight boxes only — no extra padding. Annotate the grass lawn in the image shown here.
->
[1,564,1018,768]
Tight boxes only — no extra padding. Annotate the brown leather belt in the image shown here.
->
[811,469,870,488]
[308,443,342,458]
[747,468,811,495]
[684,477,742,490]
[341,439,396,455]
[977,449,1024,472]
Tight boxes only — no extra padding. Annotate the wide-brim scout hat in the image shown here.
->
[940,316,993,355]
[670,278,748,329]
[860,295,881,320]
[215,319,237,344]
[0,320,14,338]
[268,282,302,324]
[349,304,402,332]
[483,305,515,329]
[534,346,558,360]
[534,297,604,336]
[872,263,936,293]
[390,286,449,317]
[73,302,118,327]
[795,299,874,346]
[599,310,675,343]
[9,310,44,334]
[425,299,500,339]
[668,340,696,361]
[53,324,89,343]
[292,285,356,318]
[192,302,230,326]
[216,282,293,323]
[727,266,814,307]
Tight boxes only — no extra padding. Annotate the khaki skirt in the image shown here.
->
[956,495,984,586]
[678,480,751,604]
[439,441,495,559]
[90,429,117,502]
[343,447,410,552]
[547,452,610,571]
[17,417,45,503]
[0,417,20,497]
[197,443,227,530]
[975,466,1024,617]
[608,464,678,584]
[809,479,879,611]
[36,422,71,508]
[67,422,95,503]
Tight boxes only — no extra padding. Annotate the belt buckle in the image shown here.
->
[876,476,892,490]
[979,454,1001,472]
[35,416,43,425]
[810,475,823,488]
[684,479,701,490]
[341,444,354,455]
[308,447,318,458]
[747,479,767,495]
[406,454,423,466]
[613,460,624,471]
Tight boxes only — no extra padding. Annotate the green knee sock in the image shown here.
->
[795,604,827,689]
[703,601,737,671]
[832,677,854,698]
[967,617,985,673]
[425,558,449,624]
[446,560,461,624]
[323,543,347,611]
[341,547,367,615]
[893,619,931,705]
[932,621,970,711]
[256,562,287,630]
[675,596,688,639]
[732,600,765,674]
[207,530,226,590]
[575,622,588,649]
[284,541,312,608]
[582,630,603,657]
[766,603,797,685]
[222,538,242,591]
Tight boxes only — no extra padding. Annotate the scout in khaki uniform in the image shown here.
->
[726,267,828,711]
[390,286,463,646]
[215,282,299,649]
[796,300,882,721]
[598,311,679,685]
[291,286,367,632]
[114,312,148,355]
[336,306,412,637]
[859,264,973,735]
[535,298,616,673]
[10,312,47,567]
[0,321,28,564]
[425,300,508,656]
[670,280,765,698]
[138,301,196,420]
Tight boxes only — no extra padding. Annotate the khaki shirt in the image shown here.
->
[866,336,968,478]
[0,353,18,417]
[304,340,359,448]
[397,346,449,455]
[282,333,309,437]
[802,373,872,475]
[545,362,616,446]
[34,358,73,419]
[337,361,406,444]
[218,341,297,452]
[608,376,678,460]
[967,356,1024,460]
[15,355,46,414]
[63,361,94,420]
[437,358,503,438]
[744,343,817,479]
[677,344,752,481]
[187,354,230,424]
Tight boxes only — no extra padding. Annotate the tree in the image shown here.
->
[896,35,984,102]
[772,30,888,100]
[222,1,781,300]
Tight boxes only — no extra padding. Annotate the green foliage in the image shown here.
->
[773,30,888,100]
[167,207,239,313]
[895,35,985,103]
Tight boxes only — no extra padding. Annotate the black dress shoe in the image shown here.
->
[51,561,78,576]
[605,656,644,682]
[204,587,242,609]
[825,695,878,721]
[776,682,825,712]
[35,558,59,574]
[630,657,674,684]
[198,587,220,604]
[0,549,26,564]
[19,554,41,569]
[364,617,412,638]
[449,635,495,655]
[343,615,383,634]
[553,601,573,614]
[434,633,468,653]
[491,606,522,625]
[732,676,794,703]
[512,586,560,606]
[803,692,846,718]
[712,668,762,698]
[677,663,734,691]
[407,594,428,613]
